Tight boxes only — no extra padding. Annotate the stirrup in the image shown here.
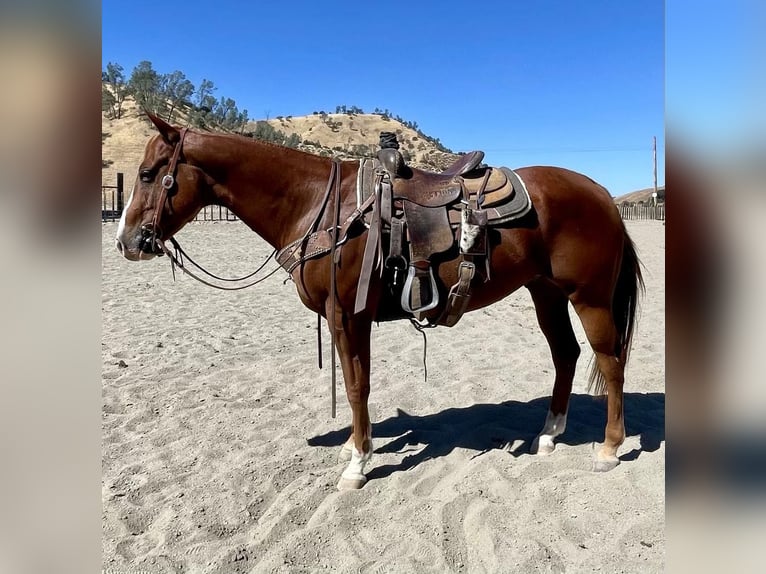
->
[401,263,439,313]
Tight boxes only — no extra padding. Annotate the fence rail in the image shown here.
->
[102,173,124,221]
[102,173,239,222]
[103,174,663,224]
[618,202,665,221]
[193,205,239,222]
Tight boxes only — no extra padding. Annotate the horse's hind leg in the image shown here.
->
[571,300,625,472]
[527,278,581,455]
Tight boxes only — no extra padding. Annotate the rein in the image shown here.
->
[149,135,350,417]
[159,238,282,291]
[167,237,277,283]
[147,128,282,290]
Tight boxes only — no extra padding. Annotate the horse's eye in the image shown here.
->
[140,170,153,183]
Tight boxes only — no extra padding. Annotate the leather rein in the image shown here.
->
[146,130,357,417]
[146,129,341,291]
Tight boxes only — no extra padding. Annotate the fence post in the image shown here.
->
[116,173,124,213]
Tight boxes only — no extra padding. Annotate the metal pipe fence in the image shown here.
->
[101,173,239,222]
[618,202,665,221]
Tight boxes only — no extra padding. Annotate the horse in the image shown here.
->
[115,113,643,490]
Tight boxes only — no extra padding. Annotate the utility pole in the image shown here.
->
[652,136,658,206]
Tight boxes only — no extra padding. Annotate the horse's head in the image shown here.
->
[116,113,208,261]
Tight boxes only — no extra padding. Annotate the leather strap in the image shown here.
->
[475,168,492,208]
[149,128,188,242]
[308,161,339,237]
[380,168,392,225]
[439,260,476,327]
[275,161,339,272]
[275,193,375,273]
[389,218,405,263]
[329,162,342,419]
[354,175,385,314]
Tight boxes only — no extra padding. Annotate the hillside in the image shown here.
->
[252,113,459,171]
[613,185,665,204]
[101,98,157,187]
[101,97,460,187]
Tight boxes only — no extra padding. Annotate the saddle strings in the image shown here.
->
[409,318,437,382]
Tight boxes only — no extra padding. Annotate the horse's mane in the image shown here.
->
[194,128,350,163]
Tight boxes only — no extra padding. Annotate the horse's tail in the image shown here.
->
[588,226,645,395]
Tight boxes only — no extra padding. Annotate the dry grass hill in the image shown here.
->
[613,185,665,204]
[102,97,659,204]
[102,98,157,188]
[101,97,459,188]
[252,113,459,171]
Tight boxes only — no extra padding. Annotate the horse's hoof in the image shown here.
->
[338,445,353,463]
[337,475,367,490]
[592,457,620,472]
[530,436,556,456]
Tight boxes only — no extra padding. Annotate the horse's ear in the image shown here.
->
[145,111,180,144]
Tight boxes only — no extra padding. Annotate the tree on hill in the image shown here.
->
[102,89,116,119]
[248,121,300,148]
[161,70,194,123]
[210,97,248,132]
[284,133,301,148]
[189,79,216,128]
[129,60,163,114]
[101,62,128,119]
[212,97,235,126]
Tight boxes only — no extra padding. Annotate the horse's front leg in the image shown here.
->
[331,312,373,490]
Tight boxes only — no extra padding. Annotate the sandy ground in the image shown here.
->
[102,220,665,573]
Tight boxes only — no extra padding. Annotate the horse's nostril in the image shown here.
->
[115,239,124,255]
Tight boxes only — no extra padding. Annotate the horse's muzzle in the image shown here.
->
[139,225,165,256]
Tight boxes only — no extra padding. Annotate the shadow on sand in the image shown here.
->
[308,392,664,480]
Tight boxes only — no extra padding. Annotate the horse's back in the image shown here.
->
[516,166,618,214]
[509,166,626,297]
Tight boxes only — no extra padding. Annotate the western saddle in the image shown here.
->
[353,132,532,327]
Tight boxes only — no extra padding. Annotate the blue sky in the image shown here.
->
[667,1,764,156]
[102,0,664,196]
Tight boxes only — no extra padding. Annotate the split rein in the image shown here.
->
[150,139,349,418]
[149,131,345,292]
[158,238,282,291]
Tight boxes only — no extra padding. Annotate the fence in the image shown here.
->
[101,173,239,222]
[102,173,124,221]
[618,202,665,221]
[193,205,239,222]
[102,175,664,224]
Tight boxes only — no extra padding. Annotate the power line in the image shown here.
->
[477,146,664,153]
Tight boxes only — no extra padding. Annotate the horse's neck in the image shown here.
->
[198,134,335,249]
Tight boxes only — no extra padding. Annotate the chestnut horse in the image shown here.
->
[116,113,643,489]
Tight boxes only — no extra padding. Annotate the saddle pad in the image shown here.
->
[448,167,533,226]
[462,168,508,194]
[462,168,512,208]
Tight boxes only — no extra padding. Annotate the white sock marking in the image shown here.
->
[533,410,567,454]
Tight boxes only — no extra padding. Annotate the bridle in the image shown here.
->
[135,127,282,288]
[140,127,188,255]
